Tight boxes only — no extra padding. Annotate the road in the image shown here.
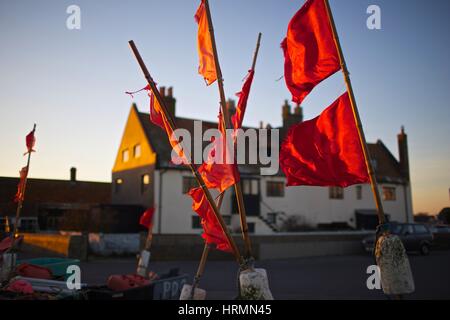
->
[78,250,450,300]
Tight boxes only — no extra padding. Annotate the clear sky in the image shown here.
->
[0,0,449,215]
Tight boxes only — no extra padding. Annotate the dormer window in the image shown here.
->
[122,149,129,162]
[133,144,141,158]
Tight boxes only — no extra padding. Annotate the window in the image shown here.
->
[122,149,129,162]
[329,187,344,199]
[242,179,259,195]
[402,225,414,235]
[141,174,150,193]
[413,224,428,234]
[182,177,198,194]
[247,222,255,233]
[115,178,123,193]
[382,187,396,201]
[223,215,231,225]
[266,181,284,197]
[192,216,201,229]
[133,144,141,158]
[356,186,362,200]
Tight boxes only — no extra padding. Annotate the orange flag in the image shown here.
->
[195,0,217,85]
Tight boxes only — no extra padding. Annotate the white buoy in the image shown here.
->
[136,250,151,277]
[239,268,274,300]
[179,283,207,300]
[375,233,415,296]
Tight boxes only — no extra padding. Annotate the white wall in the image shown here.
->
[260,176,412,228]
[154,169,233,234]
[153,169,414,235]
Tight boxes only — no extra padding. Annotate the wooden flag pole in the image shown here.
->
[323,0,386,225]
[204,0,257,259]
[12,123,36,238]
[128,40,243,265]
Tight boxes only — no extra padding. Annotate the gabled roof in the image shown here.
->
[136,110,407,183]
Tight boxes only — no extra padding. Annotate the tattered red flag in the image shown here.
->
[281,0,340,105]
[195,0,217,85]
[126,85,187,164]
[139,207,155,229]
[24,130,36,155]
[14,167,28,203]
[280,92,369,187]
[231,70,255,130]
[188,187,231,252]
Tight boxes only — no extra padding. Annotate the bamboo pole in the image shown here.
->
[323,0,386,224]
[12,124,36,238]
[189,243,211,299]
[204,0,259,258]
[128,40,243,265]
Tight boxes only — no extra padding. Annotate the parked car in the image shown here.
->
[430,225,450,249]
[362,223,433,255]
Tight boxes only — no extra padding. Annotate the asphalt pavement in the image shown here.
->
[78,250,450,300]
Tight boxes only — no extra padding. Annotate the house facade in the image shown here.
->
[112,87,414,235]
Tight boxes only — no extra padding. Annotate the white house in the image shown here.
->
[111,86,413,235]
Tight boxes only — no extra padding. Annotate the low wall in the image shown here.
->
[21,231,372,261]
[21,233,88,261]
[88,233,140,256]
[140,231,373,261]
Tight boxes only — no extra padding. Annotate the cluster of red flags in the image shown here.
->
[279,0,369,187]
[190,0,257,252]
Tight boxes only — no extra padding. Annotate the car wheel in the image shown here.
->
[419,243,430,256]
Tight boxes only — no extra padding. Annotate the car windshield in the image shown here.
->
[390,224,403,235]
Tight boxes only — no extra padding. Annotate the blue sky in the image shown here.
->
[0,0,449,214]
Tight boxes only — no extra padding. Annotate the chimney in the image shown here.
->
[70,167,77,183]
[160,86,176,118]
[226,99,236,117]
[397,126,410,182]
[159,86,166,97]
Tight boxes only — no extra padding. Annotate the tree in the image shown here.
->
[438,207,450,224]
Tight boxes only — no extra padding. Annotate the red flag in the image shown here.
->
[14,167,28,203]
[188,187,231,252]
[231,70,255,130]
[280,92,369,187]
[195,0,217,85]
[24,130,36,155]
[281,0,340,104]
[139,207,155,229]
[198,111,239,193]
[146,88,188,164]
